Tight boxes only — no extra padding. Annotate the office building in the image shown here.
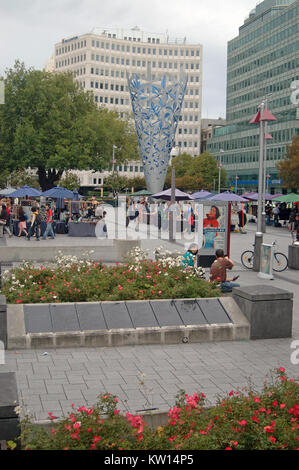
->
[49,27,203,166]
[207,0,299,193]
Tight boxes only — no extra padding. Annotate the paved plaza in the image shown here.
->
[0,221,298,422]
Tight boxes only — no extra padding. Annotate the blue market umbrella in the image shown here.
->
[0,187,16,196]
[7,186,42,197]
[191,190,212,200]
[56,198,66,210]
[207,191,248,203]
[42,186,74,199]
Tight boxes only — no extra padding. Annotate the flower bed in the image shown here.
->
[16,368,299,450]
[0,248,220,304]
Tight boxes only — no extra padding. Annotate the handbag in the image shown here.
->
[0,219,6,225]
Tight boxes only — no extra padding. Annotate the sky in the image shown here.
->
[0,0,259,118]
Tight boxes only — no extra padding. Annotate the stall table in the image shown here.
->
[68,222,97,237]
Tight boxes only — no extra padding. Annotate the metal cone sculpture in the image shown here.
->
[128,66,187,194]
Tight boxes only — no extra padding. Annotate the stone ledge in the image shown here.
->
[8,321,250,350]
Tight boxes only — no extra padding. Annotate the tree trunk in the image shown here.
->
[37,168,64,191]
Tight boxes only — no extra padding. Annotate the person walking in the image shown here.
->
[17,206,28,237]
[209,249,240,293]
[0,204,13,238]
[273,204,280,227]
[42,204,55,240]
[27,207,41,241]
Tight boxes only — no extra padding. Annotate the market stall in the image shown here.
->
[68,220,97,237]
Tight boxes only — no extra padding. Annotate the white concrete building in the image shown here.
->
[48,27,203,188]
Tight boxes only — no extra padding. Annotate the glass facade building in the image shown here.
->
[207,0,299,193]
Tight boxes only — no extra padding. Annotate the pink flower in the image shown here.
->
[238,420,247,427]
[278,367,285,373]
[73,422,81,431]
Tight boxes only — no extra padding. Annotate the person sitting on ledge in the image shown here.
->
[209,249,240,293]
[182,243,199,268]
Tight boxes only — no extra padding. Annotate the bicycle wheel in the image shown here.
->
[241,250,254,269]
[273,252,288,272]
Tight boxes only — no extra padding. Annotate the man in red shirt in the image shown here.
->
[210,249,240,293]
[42,204,55,240]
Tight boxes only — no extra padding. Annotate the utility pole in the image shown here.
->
[169,166,176,242]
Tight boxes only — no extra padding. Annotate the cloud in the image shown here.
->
[0,0,258,116]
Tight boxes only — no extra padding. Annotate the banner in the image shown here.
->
[198,202,230,256]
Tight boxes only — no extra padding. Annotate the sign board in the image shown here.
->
[196,201,230,266]
[258,244,274,280]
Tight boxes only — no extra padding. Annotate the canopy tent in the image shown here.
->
[0,187,16,196]
[41,186,75,199]
[272,193,299,203]
[271,193,283,200]
[245,192,273,201]
[6,186,42,198]
[242,192,256,198]
[152,188,194,201]
[131,189,152,197]
[207,191,248,203]
[191,190,213,200]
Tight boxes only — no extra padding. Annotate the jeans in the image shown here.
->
[221,281,240,293]
[42,223,55,239]
[27,224,40,240]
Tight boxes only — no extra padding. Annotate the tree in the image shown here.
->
[0,168,40,190]
[0,62,138,191]
[165,152,227,191]
[58,172,81,191]
[103,174,146,193]
[278,135,299,190]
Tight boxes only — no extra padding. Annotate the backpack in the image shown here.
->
[35,213,42,225]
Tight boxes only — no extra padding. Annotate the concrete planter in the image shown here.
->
[6,297,250,349]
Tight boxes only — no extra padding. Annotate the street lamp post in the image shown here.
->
[219,149,224,193]
[235,175,239,194]
[250,101,277,271]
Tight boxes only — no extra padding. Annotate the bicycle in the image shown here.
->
[241,240,288,272]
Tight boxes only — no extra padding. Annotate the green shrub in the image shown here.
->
[0,248,220,304]
[18,368,298,450]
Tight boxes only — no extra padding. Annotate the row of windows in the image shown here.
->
[91,40,200,57]
[93,93,199,110]
[178,128,199,135]
[228,59,299,94]
[208,128,298,153]
[94,95,128,105]
[56,54,86,68]
[227,76,298,108]
[228,4,298,52]
[91,54,200,70]
[214,147,286,166]
[90,67,201,83]
[176,141,199,148]
[228,40,299,80]
[228,24,298,66]
[56,40,87,55]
